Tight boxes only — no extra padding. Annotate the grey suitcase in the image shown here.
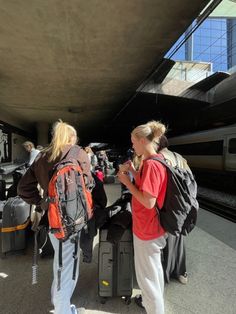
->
[0,196,30,255]
[0,200,6,219]
[98,228,133,304]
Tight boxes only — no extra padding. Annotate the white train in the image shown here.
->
[169,124,236,175]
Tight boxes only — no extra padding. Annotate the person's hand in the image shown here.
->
[118,163,130,172]
[39,199,48,212]
[31,205,45,232]
[117,170,131,187]
[119,160,135,172]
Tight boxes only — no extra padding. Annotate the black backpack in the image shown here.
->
[147,157,199,236]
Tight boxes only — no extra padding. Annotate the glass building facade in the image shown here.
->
[169,17,236,72]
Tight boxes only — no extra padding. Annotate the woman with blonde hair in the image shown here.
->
[18,120,93,314]
[118,120,167,314]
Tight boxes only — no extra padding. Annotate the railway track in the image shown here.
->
[197,196,236,223]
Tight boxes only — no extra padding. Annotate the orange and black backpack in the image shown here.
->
[45,151,93,289]
[47,158,93,241]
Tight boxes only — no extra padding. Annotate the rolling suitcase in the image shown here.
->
[0,200,6,219]
[98,228,133,304]
[0,196,30,256]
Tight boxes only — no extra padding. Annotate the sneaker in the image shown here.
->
[134,294,145,309]
[178,272,188,284]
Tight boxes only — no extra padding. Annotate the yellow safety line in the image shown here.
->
[0,219,30,233]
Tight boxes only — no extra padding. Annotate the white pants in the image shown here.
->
[133,234,166,314]
[49,233,80,314]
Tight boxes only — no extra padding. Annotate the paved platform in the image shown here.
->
[0,183,236,314]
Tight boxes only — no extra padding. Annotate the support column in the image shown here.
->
[185,27,193,61]
[227,18,236,69]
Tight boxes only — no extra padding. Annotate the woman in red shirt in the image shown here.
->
[118,120,167,314]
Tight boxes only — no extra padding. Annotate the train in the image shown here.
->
[168,124,236,192]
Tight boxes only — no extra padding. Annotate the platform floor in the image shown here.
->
[0,183,236,314]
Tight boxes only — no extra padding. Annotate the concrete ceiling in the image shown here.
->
[0,0,210,140]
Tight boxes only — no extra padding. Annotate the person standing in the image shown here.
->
[18,120,93,314]
[97,150,109,174]
[94,166,105,182]
[80,172,107,263]
[118,120,167,314]
[159,135,189,285]
[23,141,40,166]
[84,146,98,171]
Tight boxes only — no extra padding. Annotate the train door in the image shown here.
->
[225,135,236,171]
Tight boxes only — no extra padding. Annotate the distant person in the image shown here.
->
[23,141,40,166]
[80,173,107,263]
[84,146,98,171]
[18,120,93,314]
[0,129,9,163]
[118,120,167,314]
[159,135,189,285]
[94,166,104,182]
[97,150,109,174]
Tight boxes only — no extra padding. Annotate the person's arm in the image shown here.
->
[117,171,156,209]
[17,165,43,207]
[78,148,94,187]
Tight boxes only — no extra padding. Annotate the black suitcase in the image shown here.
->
[0,196,30,256]
[98,228,133,304]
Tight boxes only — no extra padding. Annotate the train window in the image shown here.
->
[228,138,236,154]
[170,140,224,155]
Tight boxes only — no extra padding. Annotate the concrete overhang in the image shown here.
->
[0,0,211,141]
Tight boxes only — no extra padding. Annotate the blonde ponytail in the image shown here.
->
[44,120,78,162]
[131,120,166,144]
[146,121,166,139]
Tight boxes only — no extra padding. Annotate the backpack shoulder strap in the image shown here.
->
[173,152,179,167]
[146,156,171,170]
[66,145,80,160]
[140,156,171,179]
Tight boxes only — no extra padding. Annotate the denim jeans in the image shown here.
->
[49,233,80,314]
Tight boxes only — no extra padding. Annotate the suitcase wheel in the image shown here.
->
[123,296,131,305]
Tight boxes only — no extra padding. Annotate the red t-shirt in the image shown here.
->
[132,154,167,240]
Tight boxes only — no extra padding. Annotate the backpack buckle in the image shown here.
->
[45,197,56,203]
